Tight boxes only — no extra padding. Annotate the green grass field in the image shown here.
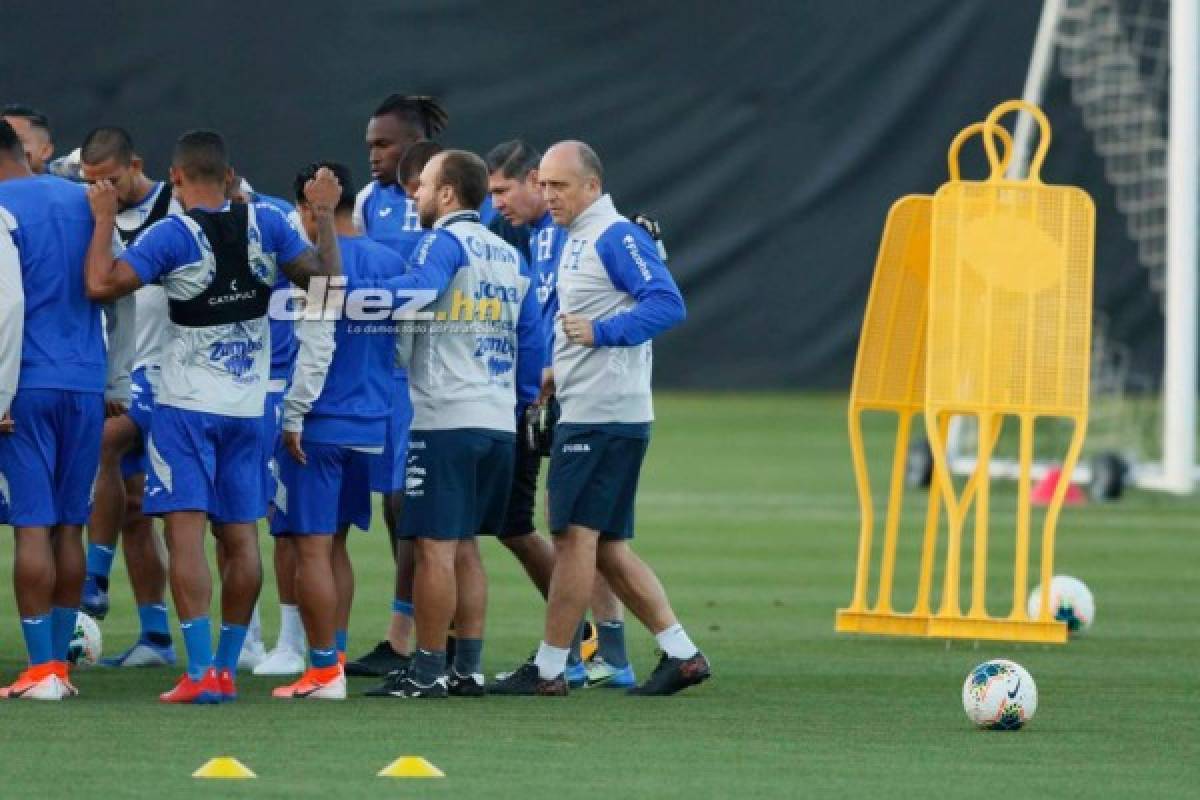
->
[2,393,1197,798]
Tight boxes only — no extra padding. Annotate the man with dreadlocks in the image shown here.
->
[344,94,450,679]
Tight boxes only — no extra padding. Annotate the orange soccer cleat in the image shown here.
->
[272,665,346,700]
[159,668,222,704]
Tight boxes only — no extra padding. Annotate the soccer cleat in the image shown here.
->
[375,673,448,699]
[492,650,537,682]
[345,640,411,677]
[585,656,638,688]
[252,645,305,676]
[487,662,568,696]
[100,640,177,668]
[52,662,79,697]
[272,666,347,700]
[218,669,237,702]
[446,669,485,697]
[627,652,712,696]
[363,668,410,697]
[81,578,110,620]
[565,661,589,689]
[159,668,222,704]
[0,663,69,700]
[236,637,267,671]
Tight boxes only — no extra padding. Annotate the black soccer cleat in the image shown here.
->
[364,669,447,699]
[447,669,486,698]
[345,641,411,677]
[487,662,568,696]
[627,652,711,696]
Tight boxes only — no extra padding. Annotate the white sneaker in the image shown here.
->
[253,645,306,676]
[237,638,267,671]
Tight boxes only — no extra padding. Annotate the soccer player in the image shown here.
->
[345,94,449,678]
[82,130,343,704]
[359,150,542,698]
[485,139,635,687]
[0,120,129,700]
[1,105,54,174]
[270,161,407,699]
[77,127,179,667]
[491,141,710,696]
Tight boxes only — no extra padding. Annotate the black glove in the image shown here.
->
[524,400,559,458]
[632,212,668,261]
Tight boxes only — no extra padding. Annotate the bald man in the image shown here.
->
[490,141,710,696]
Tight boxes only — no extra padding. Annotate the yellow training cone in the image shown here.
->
[378,756,445,778]
[192,757,256,779]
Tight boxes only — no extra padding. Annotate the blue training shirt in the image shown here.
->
[303,235,407,446]
[527,211,566,369]
[0,175,107,394]
[354,181,424,262]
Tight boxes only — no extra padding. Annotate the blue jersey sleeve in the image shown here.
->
[346,230,461,298]
[255,202,310,265]
[590,222,686,347]
[122,218,195,285]
[515,255,544,410]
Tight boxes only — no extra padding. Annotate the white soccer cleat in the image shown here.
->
[237,637,267,671]
[253,645,306,676]
[101,641,176,668]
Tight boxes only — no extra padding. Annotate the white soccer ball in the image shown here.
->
[68,612,103,667]
[962,659,1038,730]
[1028,575,1095,634]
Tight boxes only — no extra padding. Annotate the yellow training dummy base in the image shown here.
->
[192,757,256,779]
[378,756,445,778]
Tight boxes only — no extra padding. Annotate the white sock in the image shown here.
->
[278,604,306,652]
[534,641,570,680]
[654,624,698,660]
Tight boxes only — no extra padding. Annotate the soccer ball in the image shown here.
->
[68,612,103,667]
[962,659,1038,730]
[1027,575,1095,633]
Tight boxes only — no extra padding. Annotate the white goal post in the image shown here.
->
[945,0,1198,495]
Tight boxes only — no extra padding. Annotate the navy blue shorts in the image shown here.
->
[120,367,155,480]
[547,424,650,541]
[499,431,542,538]
[144,405,267,524]
[0,389,104,527]
[399,429,515,541]
[271,441,372,536]
[369,372,413,495]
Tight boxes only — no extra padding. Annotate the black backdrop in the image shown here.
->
[0,0,1162,388]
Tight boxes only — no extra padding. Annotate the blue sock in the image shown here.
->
[85,543,116,584]
[137,603,172,644]
[20,613,54,666]
[214,623,248,673]
[50,607,77,662]
[392,599,413,617]
[410,649,445,685]
[452,638,483,676]
[180,617,213,680]
[335,629,347,653]
[310,646,338,669]
[597,620,629,668]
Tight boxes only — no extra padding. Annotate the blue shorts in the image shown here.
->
[144,405,267,523]
[547,424,651,541]
[262,388,286,507]
[271,441,373,536]
[120,367,155,480]
[369,372,413,495]
[399,429,515,541]
[0,389,104,527]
